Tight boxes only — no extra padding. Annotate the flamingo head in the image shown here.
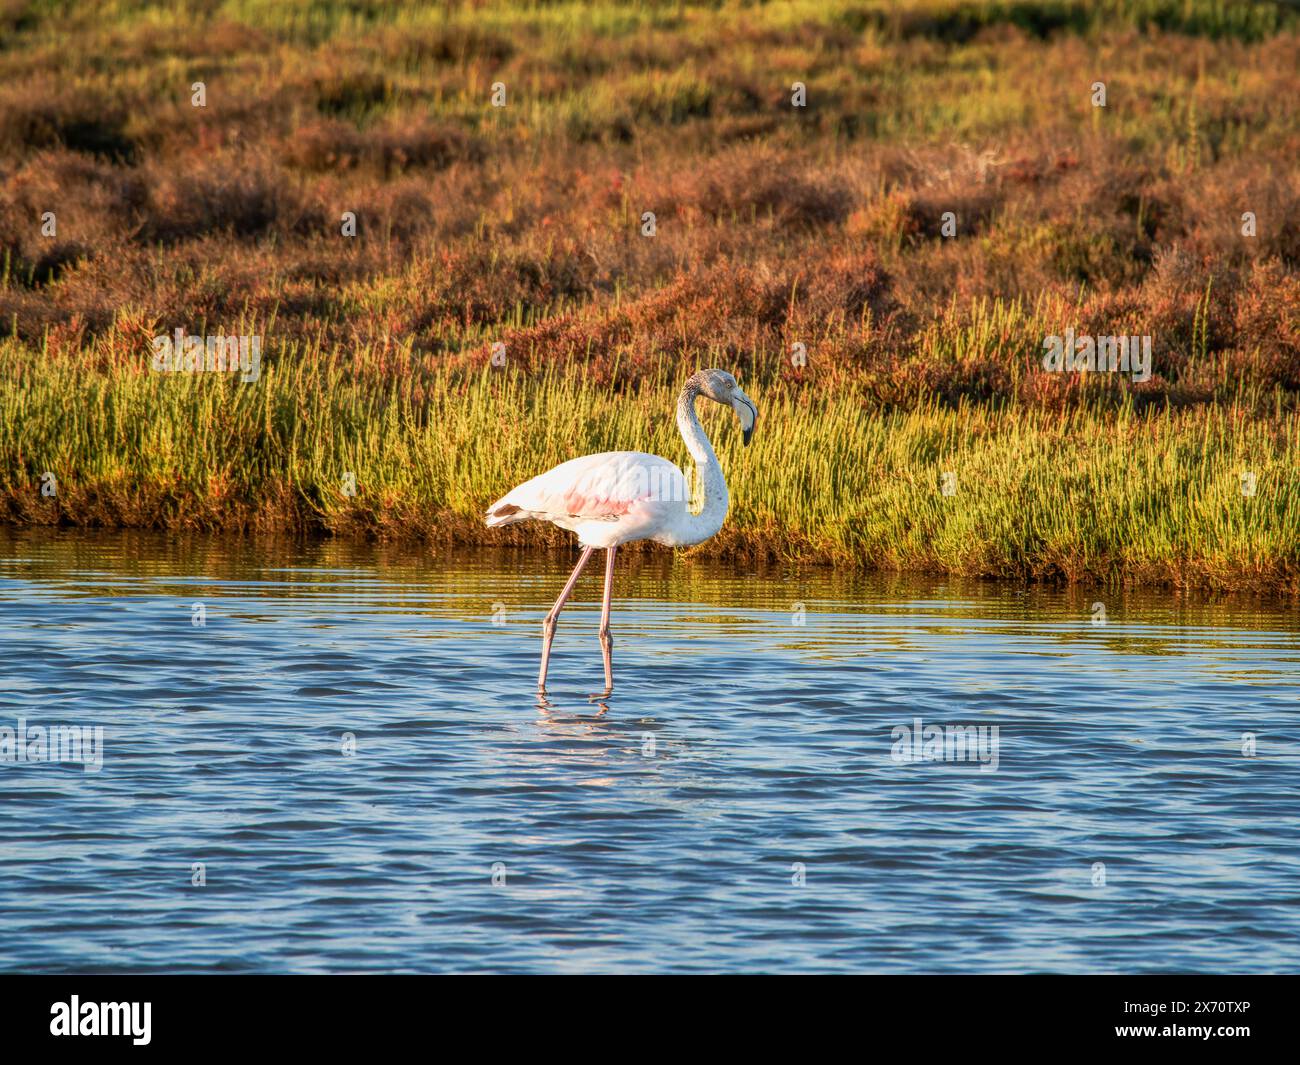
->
[694,368,758,447]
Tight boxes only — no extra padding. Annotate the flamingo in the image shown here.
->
[485,368,758,696]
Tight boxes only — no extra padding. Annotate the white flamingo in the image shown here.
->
[485,368,758,696]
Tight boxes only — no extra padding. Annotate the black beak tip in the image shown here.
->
[742,425,754,447]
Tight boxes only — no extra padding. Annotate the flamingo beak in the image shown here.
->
[733,390,757,447]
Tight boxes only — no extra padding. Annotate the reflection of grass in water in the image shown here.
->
[2,348,1296,593]
[3,530,1296,679]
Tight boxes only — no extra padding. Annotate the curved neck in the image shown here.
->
[675,381,729,545]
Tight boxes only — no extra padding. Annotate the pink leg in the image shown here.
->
[538,546,595,692]
[593,546,617,697]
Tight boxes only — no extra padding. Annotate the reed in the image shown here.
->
[3,343,1296,592]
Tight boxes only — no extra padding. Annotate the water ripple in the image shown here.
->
[0,530,1297,973]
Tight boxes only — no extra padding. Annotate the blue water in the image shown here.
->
[1,529,1298,973]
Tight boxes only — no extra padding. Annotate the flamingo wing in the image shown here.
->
[485,451,687,527]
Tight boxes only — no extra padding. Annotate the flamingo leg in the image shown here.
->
[592,546,617,698]
[538,546,595,693]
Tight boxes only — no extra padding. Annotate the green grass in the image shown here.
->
[3,343,1296,591]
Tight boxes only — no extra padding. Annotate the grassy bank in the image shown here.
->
[2,1,1299,591]
[3,346,1297,592]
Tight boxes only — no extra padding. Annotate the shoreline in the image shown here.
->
[3,504,1295,597]
[6,526,1300,611]
[2,522,1300,603]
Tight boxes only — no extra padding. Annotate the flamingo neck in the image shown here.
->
[674,380,729,545]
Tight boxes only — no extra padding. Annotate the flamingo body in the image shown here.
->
[485,450,692,549]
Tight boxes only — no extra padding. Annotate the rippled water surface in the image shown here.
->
[1,529,1298,973]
